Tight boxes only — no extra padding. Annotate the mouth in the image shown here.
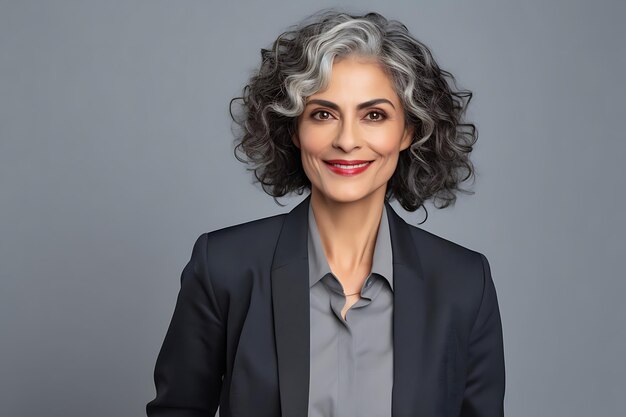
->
[323,160,374,176]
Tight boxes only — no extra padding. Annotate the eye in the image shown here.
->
[366,110,387,122]
[311,110,334,121]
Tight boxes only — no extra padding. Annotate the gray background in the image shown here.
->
[1,1,624,416]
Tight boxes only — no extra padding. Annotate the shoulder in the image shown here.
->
[204,211,286,251]
[405,223,491,307]
[408,224,484,269]
[187,212,288,285]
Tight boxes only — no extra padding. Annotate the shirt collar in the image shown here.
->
[307,201,394,290]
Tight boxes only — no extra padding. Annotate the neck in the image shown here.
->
[310,186,386,276]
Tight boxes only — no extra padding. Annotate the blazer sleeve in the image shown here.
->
[460,253,506,417]
[146,233,226,417]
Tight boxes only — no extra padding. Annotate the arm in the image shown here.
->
[146,233,225,417]
[460,253,506,417]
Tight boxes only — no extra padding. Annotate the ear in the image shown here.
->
[292,132,301,149]
[400,124,414,151]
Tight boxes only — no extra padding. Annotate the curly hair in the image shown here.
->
[230,8,477,222]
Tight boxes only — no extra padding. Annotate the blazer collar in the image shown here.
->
[271,194,428,417]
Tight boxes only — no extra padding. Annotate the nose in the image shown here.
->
[332,118,361,153]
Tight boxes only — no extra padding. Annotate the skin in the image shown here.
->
[292,54,414,320]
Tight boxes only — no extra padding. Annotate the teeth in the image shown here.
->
[331,162,370,169]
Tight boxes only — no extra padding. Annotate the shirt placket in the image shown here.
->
[323,273,381,417]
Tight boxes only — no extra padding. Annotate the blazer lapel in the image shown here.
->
[384,200,431,417]
[271,195,428,417]
[271,195,311,417]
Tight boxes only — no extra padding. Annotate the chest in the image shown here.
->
[308,278,395,417]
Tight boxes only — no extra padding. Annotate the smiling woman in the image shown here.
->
[147,8,505,417]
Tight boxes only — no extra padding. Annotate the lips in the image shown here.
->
[325,160,372,165]
[323,159,373,176]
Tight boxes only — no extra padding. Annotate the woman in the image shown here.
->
[147,9,505,417]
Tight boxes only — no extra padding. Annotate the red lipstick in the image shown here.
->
[323,159,373,176]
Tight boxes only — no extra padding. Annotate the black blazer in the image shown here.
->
[147,195,505,417]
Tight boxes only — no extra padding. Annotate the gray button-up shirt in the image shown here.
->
[307,203,394,417]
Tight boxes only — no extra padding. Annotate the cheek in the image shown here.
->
[299,141,324,162]
[297,130,326,158]
[372,138,404,161]
[296,141,324,175]
[370,125,407,152]
[371,137,404,175]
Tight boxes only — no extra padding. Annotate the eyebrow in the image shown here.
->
[305,98,396,111]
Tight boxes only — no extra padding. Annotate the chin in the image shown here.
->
[317,185,377,204]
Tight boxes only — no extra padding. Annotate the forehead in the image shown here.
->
[308,55,398,100]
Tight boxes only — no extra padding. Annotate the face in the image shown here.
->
[293,54,414,205]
